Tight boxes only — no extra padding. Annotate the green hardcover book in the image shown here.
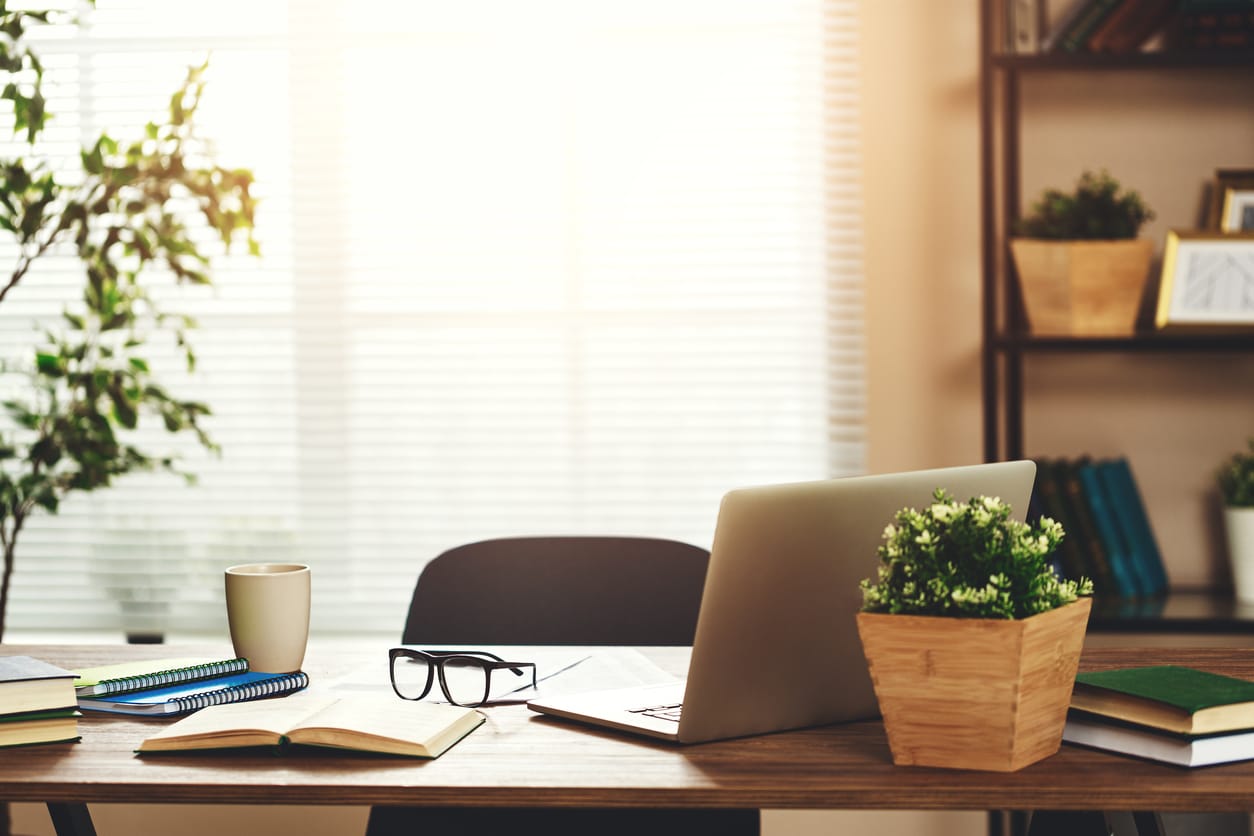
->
[1072,665,1254,735]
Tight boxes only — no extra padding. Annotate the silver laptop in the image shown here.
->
[527,460,1037,743]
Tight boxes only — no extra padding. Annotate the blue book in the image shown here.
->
[1077,460,1144,599]
[1098,457,1169,598]
[77,670,308,716]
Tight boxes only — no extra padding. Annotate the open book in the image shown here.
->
[137,693,484,758]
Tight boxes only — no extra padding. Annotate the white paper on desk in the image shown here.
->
[326,647,592,705]
[527,648,679,698]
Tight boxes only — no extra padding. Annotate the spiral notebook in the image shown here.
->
[78,670,309,716]
[75,657,250,697]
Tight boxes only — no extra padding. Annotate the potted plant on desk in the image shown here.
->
[1011,169,1155,336]
[1218,439,1254,603]
[856,490,1093,772]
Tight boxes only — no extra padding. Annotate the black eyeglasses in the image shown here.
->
[388,648,538,707]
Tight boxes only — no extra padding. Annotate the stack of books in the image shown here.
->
[0,655,80,749]
[1032,456,1168,606]
[1064,665,1254,767]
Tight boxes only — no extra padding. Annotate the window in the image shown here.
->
[1,0,864,638]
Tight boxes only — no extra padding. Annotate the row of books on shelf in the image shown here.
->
[1031,456,1169,604]
[1006,0,1254,55]
[0,653,481,757]
[1065,665,1254,767]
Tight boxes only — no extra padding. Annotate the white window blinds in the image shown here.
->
[2,0,864,638]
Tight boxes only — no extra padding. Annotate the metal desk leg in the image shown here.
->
[46,803,97,836]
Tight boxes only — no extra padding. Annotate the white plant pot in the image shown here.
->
[1224,507,1254,603]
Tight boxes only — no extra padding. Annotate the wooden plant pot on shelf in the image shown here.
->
[856,596,1092,772]
[1010,238,1153,336]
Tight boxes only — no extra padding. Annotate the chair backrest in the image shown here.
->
[401,536,710,646]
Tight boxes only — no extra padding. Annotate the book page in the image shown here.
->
[139,692,335,751]
[289,695,481,756]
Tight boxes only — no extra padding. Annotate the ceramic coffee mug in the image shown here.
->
[225,563,311,673]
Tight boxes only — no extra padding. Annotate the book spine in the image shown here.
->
[1077,460,1143,599]
[1056,0,1126,51]
[1056,458,1117,597]
[167,672,309,715]
[1104,458,1169,596]
[93,658,250,696]
[1034,458,1090,582]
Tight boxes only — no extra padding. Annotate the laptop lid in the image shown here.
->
[674,459,1036,743]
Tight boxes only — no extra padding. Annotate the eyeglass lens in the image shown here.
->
[392,654,490,706]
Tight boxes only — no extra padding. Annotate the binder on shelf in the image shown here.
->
[74,657,249,697]
[78,670,309,717]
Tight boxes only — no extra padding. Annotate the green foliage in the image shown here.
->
[1015,169,1154,240]
[860,489,1093,620]
[1218,439,1254,508]
[0,4,258,640]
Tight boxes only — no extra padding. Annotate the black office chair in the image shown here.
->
[364,535,759,836]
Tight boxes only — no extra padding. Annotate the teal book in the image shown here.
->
[1097,457,1168,597]
[78,670,309,716]
[1076,460,1144,599]
[1072,665,1254,735]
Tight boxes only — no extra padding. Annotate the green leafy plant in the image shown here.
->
[1015,169,1154,240]
[1218,439,1254,508]
[0,5,257,642]
[860,489,1092,620]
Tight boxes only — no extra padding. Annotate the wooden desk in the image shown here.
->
[4,644,1254,831]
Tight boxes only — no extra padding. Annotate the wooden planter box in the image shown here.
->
[1010,239,1152,336]
[856,597,1092,772]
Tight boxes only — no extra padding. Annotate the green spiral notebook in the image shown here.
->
[74,657,249,697]
[78,669,309,716]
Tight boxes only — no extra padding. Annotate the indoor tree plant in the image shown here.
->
[0,5,257,644]
[1218,439,1254,603]
[856,489,1093,771]
[1011,169,1155,337]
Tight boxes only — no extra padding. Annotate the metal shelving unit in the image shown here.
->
[977,0,1254,464]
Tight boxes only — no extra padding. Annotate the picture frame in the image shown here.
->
[1206,169,1254,230]
[1221,188,1254,233]
[1155,230,1254,331]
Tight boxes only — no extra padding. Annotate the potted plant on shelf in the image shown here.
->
[1218,439,1254,603]
[1011,169,1155,337]
[856,489,1093,772]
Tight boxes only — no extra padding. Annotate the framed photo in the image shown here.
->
[1155,230,1254,331]
[1207,169,1254,230]
[1221,188,1254,232]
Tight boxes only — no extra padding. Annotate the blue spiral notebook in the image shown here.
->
[78,670,309,716]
